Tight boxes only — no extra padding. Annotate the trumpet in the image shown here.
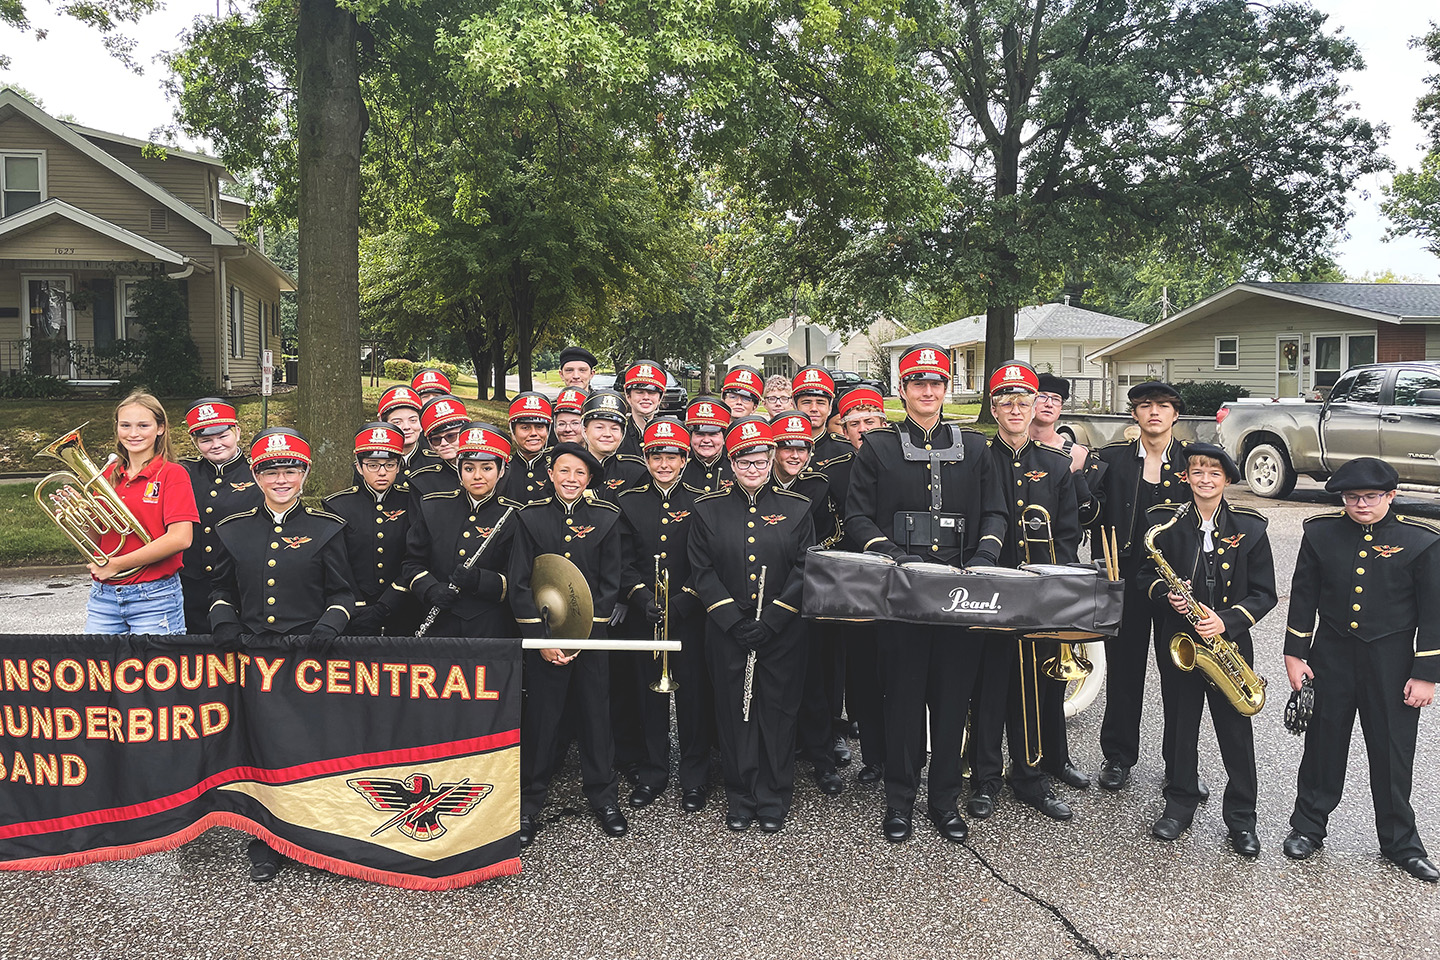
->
[34,423,153,579]
[649,555,678,694]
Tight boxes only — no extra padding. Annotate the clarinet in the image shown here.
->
[415,505,517,637]
[742,565,766,722]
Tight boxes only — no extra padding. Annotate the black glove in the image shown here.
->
[211,621,243,648]
[732,620,765,649]
[896,554,925,566]
[425,581,459,610]
[644,600,664,624]
[348,606,382,636]
[449,564,481,592]
[971,551,999,568]
[311,623,339,644]
[473,569,505,602]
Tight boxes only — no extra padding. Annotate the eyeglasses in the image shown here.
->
[259,467,306,481]
[429,428,464,445]
[766,394,793,404]
[1340,491,1387,505]
[1035,393,1064,405]
[993,397,1034,411]
[360,460,401,473]
[732,457,772,472]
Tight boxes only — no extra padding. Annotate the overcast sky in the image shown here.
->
[2,0,1437,281]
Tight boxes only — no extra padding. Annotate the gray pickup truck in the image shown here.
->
[1214,362,1440,498]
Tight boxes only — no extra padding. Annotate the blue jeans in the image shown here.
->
[86,573,187,635]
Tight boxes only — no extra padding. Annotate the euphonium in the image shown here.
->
[1144,502,1266,716]
[34,423,153,579]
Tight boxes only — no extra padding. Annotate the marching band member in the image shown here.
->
[208,426,354,882]
[720,365,763,419]
[85,393,197,636]
[503,392,554,503]
[682,397,733,494]
[581,390,647,505]
[689,416,815,833]
[1092,381,1191,792]
[406,395,469,499]
[968,362,1078,823]
[558,345,599,389]
[844,344,1007,843]
[402,423,521,640]
[770,412,844,797]
[323,423,416,636]
[377,385,429,481]
[616,418,713,811]
[762,375,794,417]
[791,366,849,471]
[1282,458,1440,882]
[509,443,628,847]
[551,387,588,446]
[620,360,668,457]
[1141,443,1273,856]
[179,397,258,632]
[411,367,452,398]
[833,386,888,785]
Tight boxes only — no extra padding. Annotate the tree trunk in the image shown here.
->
[491,334,508,402]
[514,280,535,393]
[461,304,490,401]
[295,0,363,493]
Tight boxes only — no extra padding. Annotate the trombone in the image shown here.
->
[1017,505,1052,767]
[34,423,153,579]
[649,555,678,694]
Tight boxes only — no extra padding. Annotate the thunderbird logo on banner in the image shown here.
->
[0,635,522,890]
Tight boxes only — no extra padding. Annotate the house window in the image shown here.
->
[229,286,245,359]
[1,152,45,218]
[1214,337,1239,369]
[1312,333,1376,389]
[857,359,870,377]
[117,279,144,340]
[1060,343,1085,376]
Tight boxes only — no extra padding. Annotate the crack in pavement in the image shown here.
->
[962,840,1115,959]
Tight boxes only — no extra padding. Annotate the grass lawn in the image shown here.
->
[0,482,75,566]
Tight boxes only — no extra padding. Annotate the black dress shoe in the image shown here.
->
[1048,762,1091,790]
[965,792,995,820]
[847,719,861,739]
[727,811,753,832]
[857,763,884,785]
[681,788,708,813]
[758,815,785,833]
[518,815,538,848]
[1197,778,1210,803]
[595,804,629,837]
[832,736,853,767]
[1019,792,1073,822]
[1152,816,1189,841]
[1395,856,1440,882]
[628,782,662,808]
[1228,829,1260,858]
[1283,829,1322,860]
[1098,761,1130,791]
[930,809,969,843]
[882,807,913,842]
[814,769,845,796]
[246,838,281,883]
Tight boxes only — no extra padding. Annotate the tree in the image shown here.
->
[0,0,160,71]
[1383,24,1440,258]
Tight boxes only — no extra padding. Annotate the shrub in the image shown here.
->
[0,373,74,399]
[122,276,210,398]
[383,358,415,382]
[1174,380,1250,417]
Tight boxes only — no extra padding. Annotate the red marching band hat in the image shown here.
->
[721,366,762,401]
[725,416,774,456]
[250,427,311,468]
[685,397,731,431]
[898,343,951,383]
[378,385,423,418]
[420,396,470,436]
[772,412,813,447]
[839,386,885,418]
[791,366,835,399]
[642,417,690,454]
[625,361,667,392]
[457,423,512,461]
[988,360,1039,396]
[508,392,553,424]
[412,368,452,395]
[354,422,404,458]
[554,387,587,414]
[185,398,238,437]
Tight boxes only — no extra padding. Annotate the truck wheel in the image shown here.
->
[1244,443,1297,499]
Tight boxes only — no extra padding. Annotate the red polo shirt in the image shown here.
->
[96,456,200,584]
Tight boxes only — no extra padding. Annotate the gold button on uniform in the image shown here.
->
[267,616,275,624]
[267,597,275,605]
[267,578,275,586]
[1355,586,1363,593]
[214,478,222,485]
[1351,621,1360,629]
[270,541,279,549]
[267,559,276,567]
[1358,550,1367,557]
[206,507,213,514]
[210,490,217,498]
[463,531,471,538]
[1353,604,1362,611]
[204,545,212,553]
[1356,567,1365,575]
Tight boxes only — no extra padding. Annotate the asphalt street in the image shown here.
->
[0,479,1437,960]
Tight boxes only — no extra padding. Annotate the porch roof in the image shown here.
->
[0,199,189,266]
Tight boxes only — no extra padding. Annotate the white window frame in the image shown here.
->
[1310,331,1374,390]
[115,276,146,341]
[1060,342,1085,376]
[229,285,245,359]
[1214,336,1239,370]
[0,150,46,219]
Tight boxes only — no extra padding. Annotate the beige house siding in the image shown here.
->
[1026,339,1109,379]
[0,220,158,261]
[221,256,282,387]
[218,197,248,233]
[84,138,213,218]
[1427,325,1440,360]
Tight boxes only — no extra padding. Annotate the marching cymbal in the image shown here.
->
[532,553,594,653]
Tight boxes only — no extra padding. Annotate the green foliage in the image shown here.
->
[1174,380,1251,418]
[381,358,458,382]
[122,275,210,398]
[1384,151,1440,258]
[0,0,160,72]
[0,373,73,399]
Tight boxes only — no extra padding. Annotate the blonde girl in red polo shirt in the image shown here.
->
[85,392,200,635]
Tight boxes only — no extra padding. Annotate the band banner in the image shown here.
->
[0,634,522,890]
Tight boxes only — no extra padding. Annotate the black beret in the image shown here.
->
[1184,442,1241,483]
[548,442,602,477]
[1324,457,1398,493]
[1127,380,1185,415]
[558,346,598,369]
[1036,373,1070,400]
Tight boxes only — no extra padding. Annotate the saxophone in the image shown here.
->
[1144,502,1267,716]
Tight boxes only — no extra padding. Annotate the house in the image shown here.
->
[725,314,904,385]
[882,302,1145,407]
[1089,283,1440,401]
[0,88,294,390]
